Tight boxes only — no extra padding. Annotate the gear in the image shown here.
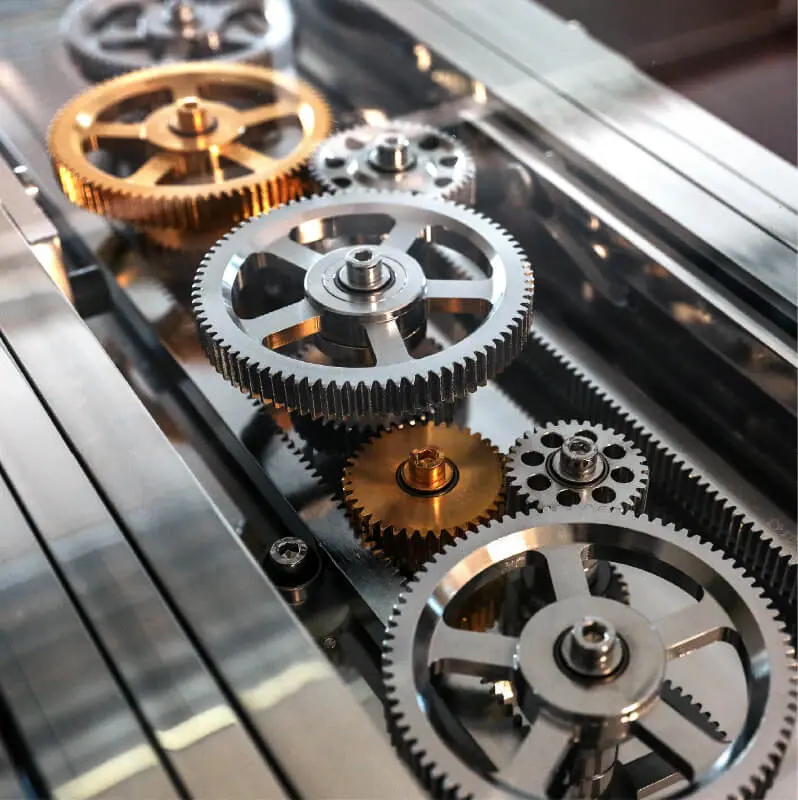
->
[192,191,534,420]
[48,61,331,234]
[342,423,505,573]
[382,510,796,799]
[62,0,296,82]
[507,420,648,513]
[311,122,475,203]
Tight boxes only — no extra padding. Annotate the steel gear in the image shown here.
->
[382,510,796,799]
[62,0,296,82]
[192,191,535,420]
[342,423,505,573]
[48,62,331,234]
[507,420,648,513]
[310,122,475,203]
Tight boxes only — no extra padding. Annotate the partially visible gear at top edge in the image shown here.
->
[383,510,797,799]
[48,62,331,235]
[342,423,505,574]
[192,191,535,421]
[507,420,648,514]
[311,121,475,204]
[62,0,296,82]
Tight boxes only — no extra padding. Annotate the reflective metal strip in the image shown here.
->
[365,0,797,310]
[0,315,284,796]
[0,212,422,799]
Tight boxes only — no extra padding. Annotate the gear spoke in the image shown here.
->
[653,596,731,659]
[428,625,517,678]
[425,279,493,314]
[541,544,591,600]
[222,142,278,174]
[498,715,574,795]
[87,121,143,141]
[238,100,297,128]
[239,299,320,348]
[364,321,411,365]
[170,76,205,101]
[633,696,727,780]
[383,217,426,252]
[97,29,143,50]
[253,236,321,271]
[127,152,175,185]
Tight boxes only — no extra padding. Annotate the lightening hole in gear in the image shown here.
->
[557,488,581,506]
[527,474,552,491]
[418,133,442,150]
[541,432,564,449]
[345,136,365,150]
[426,226,494,278]
[520,450,544,467]
[325,156,345,169]
[289,213,394,252]
[592,486,617,504]
[604,444,627,459]
[332,176,352,188]
[611,467,635,484]
[435,177,453,188]
[574,428,598,442]
[439,155,459,168]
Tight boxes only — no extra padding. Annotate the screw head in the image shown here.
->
[560,615,624,678]
[269,537,309,572]
[554,434,601,482]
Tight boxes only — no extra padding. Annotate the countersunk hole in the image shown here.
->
[527,474,552,491]
[603,444,626,459]
[592,486,617,504]
[325,156,345,169]
[541,432,564,449]
[332,176,352,189]
[574,429,598,442]
[345,136,365,150]
[611,467,634,484]
[434,177,452,188]
[418,133,441,150]
[557,488,580,506]
[439,155,458,168]
[521,451,544,467]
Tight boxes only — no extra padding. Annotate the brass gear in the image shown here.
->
[342,423,505,574]
[48,61,332,233]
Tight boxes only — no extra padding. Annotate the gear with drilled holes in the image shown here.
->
[507,420,648,513]
[311,122,475,203]
[62,0,295,81]
[383,510,796,799]
[48,61,331,239]
[342,423,505,573]
[192,191,534,420]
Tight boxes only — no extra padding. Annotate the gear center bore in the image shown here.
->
[368,133,417,173]
[398,445,458,495]
[337,246,393,292]
[169,97,218,136]
[549,433,609,486]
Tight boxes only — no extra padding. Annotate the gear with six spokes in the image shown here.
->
[382,510,796,799]
[311,121,475,203]
[62,0,296,81]
[342,423,505,573]
[507,420,648,513]
[192,191,535,420]
[48,61,331,238]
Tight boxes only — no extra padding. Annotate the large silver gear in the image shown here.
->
[192,191,534,420]
[507,420,648,513]
[62,0,295,81]
[310,122,475,203]
[382,510,796,799]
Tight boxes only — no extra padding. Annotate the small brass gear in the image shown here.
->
[342,423,505,574]
[48,61,332,235]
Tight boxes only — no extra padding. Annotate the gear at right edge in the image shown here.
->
[192,191,534,420]
[382,511,797,799]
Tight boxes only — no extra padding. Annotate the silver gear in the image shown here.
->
[62,0,295,81]
[507,421,648,513]
[192,191,534,420]
[310,122,475,203]
[382,510,796,799]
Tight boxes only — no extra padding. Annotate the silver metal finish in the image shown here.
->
[366,0,798,315]
[0,195,423,799]
[560,615,624,678]
[269,536,310,572]
[382,510,796,798]
[311,122,475,202]
[62,0,295,81]
[507,421,648,512]
[193,191,534,420]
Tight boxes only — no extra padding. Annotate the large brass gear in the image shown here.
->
[48,61,332,234]
[342,423,505,574]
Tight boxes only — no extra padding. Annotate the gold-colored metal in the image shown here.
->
[48,61,332,232]
[343,423,505,574]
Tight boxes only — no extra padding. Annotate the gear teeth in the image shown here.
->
[517,329,796,638]
[192,191,534,421]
